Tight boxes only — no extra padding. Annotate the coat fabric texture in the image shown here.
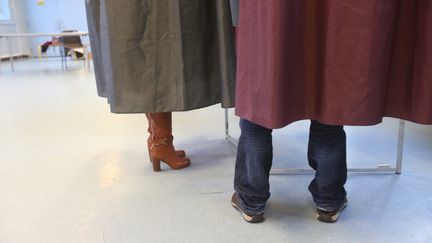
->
[235,0,432,129]
[85,0,236,113]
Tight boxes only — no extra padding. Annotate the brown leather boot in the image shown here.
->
[147,112,191,171]
[145,113,186,159]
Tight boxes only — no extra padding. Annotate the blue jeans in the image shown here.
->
[234,119,347,215]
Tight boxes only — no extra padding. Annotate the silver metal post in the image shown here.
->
[225,108,229,139]
[396,120,405,174]
[7,37,15,72]
[225,108,238,148]
[271,167,398,175]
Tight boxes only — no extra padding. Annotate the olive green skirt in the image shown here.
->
[85,0,236,113]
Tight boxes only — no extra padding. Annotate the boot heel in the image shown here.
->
[152,158,161,172]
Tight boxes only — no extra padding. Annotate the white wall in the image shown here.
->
[0,0,30,58]
[23,0,88,56]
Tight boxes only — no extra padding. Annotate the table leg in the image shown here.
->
[83,45,88,68]
[7,37,15,72]
[0,37,2,73]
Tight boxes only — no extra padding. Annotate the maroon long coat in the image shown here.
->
[235,0,432,129]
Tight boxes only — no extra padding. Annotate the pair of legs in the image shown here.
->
[233,119,347,221]
[145,112,191,171]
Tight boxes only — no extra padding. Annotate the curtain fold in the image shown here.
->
[85,0,236,113]
[235,0,432,128]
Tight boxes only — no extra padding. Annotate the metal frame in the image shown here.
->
[224,109,404,175]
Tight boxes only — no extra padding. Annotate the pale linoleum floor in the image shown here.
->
[0,58,431,243]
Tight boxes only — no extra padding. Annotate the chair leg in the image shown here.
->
[38,46,42,59]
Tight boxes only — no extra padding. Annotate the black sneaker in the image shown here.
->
[231,193,265,223]
[316,198,348,223]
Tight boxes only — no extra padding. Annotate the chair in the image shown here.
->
[37,37,62,59]
[60,30,86,68]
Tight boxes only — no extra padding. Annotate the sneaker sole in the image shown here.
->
[231,199,265,223]
[316,200,348,223]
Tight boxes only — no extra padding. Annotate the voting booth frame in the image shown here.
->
[224,109,404,175]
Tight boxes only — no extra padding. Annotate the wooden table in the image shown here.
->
[0,32,89,72]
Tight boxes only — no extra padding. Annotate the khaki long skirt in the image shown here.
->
[85,0,236,113]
